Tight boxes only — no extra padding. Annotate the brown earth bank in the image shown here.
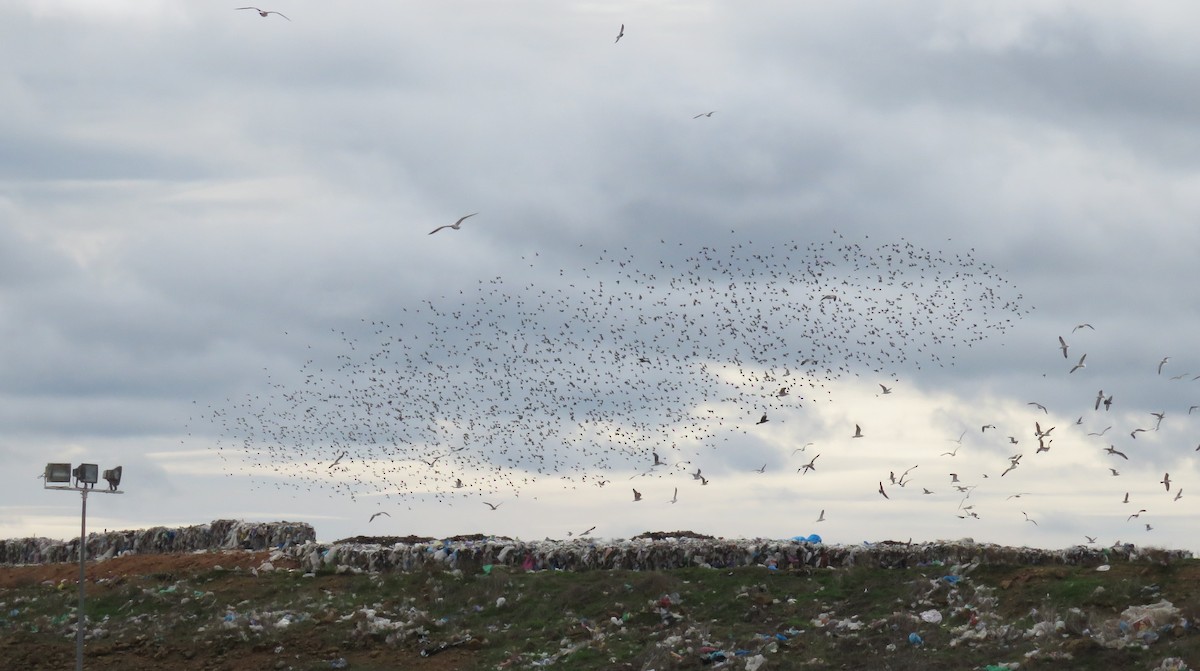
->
[2,547,1199,671]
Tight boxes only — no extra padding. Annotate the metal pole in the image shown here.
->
[77,488,87,671]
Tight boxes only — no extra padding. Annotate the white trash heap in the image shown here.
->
[0,520,314,566]
[278,535,1193,575]
[2,524,1191,571]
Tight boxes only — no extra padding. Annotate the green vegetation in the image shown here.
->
[2,557,1198,670]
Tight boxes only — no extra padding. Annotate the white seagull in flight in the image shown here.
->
[429,213,478,235]
[236,7,290,20]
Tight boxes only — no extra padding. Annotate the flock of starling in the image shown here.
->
[201,235,1029,522]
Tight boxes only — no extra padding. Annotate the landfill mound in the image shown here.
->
[280,535,1193,575]
[0,520,314,566]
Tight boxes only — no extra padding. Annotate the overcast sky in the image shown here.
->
[3,1,1199,553]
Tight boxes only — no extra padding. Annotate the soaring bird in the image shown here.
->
[328,451,346,468]
[1022,512,1038,526]
[879,384,893,395]
[1158,356,1171,374]
[878,481,889,499]
[1162,473,1171,491]
[1058,336,1069,358]
[1073,323,1094,332]
[632,488,642,502]
[853,424,863,438]
[483,501,502,510]
[1028,402,1048,413]
[799,454,819,474]
[614,24,624,43]
[815,509,826,522]
[757,412,769,425]
[1105,446,1128,460]
[369,511,390,523]
[428,213,478,235]
[236,7,290,20]
[1069,353,1086,373]
[693,111,716,119]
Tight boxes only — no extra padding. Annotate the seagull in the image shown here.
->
[948,430,967,444]
[1027,402,1048,413]
[1088,426,1112,437]
[236,7,290,20]
[1094,390,1105,411]
[879,384,893,395]
[1128,509,1146,521]
[693,111,716,119]
[1022,512,1038,526]
[1058,336,1069,358]
[1146,524,1154,531]
[853,424,863,438]
[981,424,996,432]
[1161,473,1171,491]
[754,463,767,474]
[652,452,667,466]
[1069,353,1087,373]
[454,478,465,488]
[669,487,678,504]
[483,501,502,510]
[791,443,814,455]
[799,454,819,474]
[1105,446,1128,459]
[1073,323,1095,332]
[878,481,889,499]
[1123,492,1130,503]
[815,509,826,522]
[328,451,347,468]
[757,412,769,425]
[614,23,624,43]
[1084,535,1097,544]
[1174,489,1184,501]
[1109,468,1120,476]
[428,213,478,235]
[1159,356,1171,374]
[369,511,390,523]
[1131,428,1147,439]
[941,444,962,457]
[1151,411,1165,430]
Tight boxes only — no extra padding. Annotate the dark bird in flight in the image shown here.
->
[483,501,502,510]
[632,488,642,502]
[878,481,889,499]
[853,424,863,438]
[236,7,290,20]
[369,511,390,523]
[428,213,478,235]
[757,412,769,424]
[693,111,716,119]
[615,24,624,43]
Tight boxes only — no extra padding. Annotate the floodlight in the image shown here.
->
[73,463,99,486]
[45,463,72,483]
[103,466,122,491]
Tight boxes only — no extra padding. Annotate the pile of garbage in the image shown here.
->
[277,536,1192,575]
[0,520,314,565]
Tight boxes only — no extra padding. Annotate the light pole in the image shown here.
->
[44,462,124,671]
